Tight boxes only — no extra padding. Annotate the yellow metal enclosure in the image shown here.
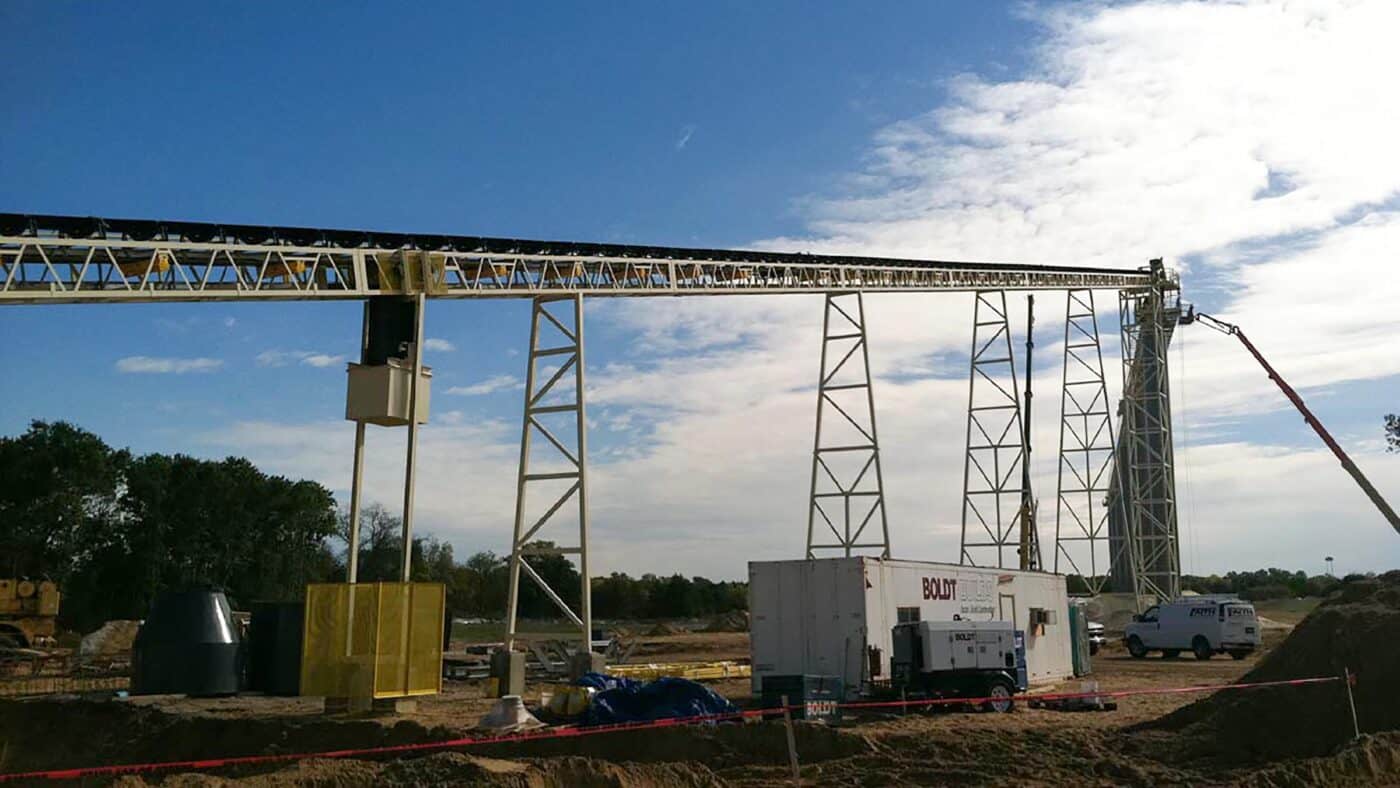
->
[300,582,444,699]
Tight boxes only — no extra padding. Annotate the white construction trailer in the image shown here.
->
[749,557,1074,699]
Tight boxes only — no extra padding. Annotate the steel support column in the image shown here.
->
[1111,262,1182,601]
[346,421,367,583]
[399,292,427,581]
[504,295,592,654]
[806,292,891,558]
[1052,290,1125,593]
[960,291,1029,568]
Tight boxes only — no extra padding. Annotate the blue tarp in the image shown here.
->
[574,671,738,726]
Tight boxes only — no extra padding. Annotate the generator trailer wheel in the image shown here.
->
[981,677,1015,713]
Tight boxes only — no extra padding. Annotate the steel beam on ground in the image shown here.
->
[806,292,890,559]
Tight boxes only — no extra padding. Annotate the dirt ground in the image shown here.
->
[2,593,1398,787]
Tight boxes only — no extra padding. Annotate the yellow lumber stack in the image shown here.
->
[607,660,750,682]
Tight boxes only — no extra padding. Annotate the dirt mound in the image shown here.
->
[714,720,1195,786]
[1,695,864,783]
[1141,571,1400,765]
[0,696,452,774]
[80,619,141,655]
[1228,732,1400,787]
[120,753,724,787]
[702,612,748,633]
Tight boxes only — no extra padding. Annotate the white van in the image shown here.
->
[1123,596,1261,660]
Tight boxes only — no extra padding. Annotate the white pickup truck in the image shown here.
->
[1123,596,1261,660]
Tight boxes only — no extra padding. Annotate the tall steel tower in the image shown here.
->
[960,290,1030,569]
[807,292,891,558]
[1108,260,1182,602]
[1052,289,1124,593]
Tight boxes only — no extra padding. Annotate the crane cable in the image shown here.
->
[1176,325,1201,577]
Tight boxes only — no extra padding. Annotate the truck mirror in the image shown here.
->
[1131,614,1141,622]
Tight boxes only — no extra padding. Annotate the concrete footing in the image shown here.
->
[490,649,526,698]
[569,651,606,680]
[323,696,419,714]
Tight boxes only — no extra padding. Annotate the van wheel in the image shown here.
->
[1127,635,1147,659]
[1192,636,1213,660]
[982,677,1015,713]
[1162,649,1181,659]
[1228,649,1251,661]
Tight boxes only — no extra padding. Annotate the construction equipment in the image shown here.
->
[889,620,1026,713]
[1180,307,1400,535]
[1018,294,1041,570]
[2,211,1159,666]
[0,579,60,648]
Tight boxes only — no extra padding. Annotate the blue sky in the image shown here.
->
[2,2,1032,245]
[3,1,1398,579]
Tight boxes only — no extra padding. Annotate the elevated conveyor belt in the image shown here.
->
[0,213,1151,303]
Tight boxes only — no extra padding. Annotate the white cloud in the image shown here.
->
[446,374,521,396]
[424,338,456,352]
[255,350,297,368]
[728,0,1400,574]
[756,0,1400,426]
[300,353,346,368]
[767,0,1400,270]
[675,124,696,151]
[223,316,237,329]
[256,349,348,369]
[115,356,223,374]
[575,0,1400,576]
[137,1,1400,580]
[197,418,519,554]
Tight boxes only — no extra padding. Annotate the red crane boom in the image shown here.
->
[1180,308,1400,536]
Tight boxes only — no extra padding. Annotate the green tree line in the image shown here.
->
[1067,568,1355,601]
[0,421,746,633]
[0,421,339,631]
[346,503,746,621]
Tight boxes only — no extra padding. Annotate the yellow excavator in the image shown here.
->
[0,578,60,648]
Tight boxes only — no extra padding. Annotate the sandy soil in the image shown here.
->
[2,603,1396,787]
[621,632,749,664]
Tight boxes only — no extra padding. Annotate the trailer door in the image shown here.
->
[998,593,1017,629]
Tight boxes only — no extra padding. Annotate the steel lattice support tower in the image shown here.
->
[1052,289,1126,593]
[960,290,1030,568]
[504,294,593,654]
[807,292,891,558]
[1111,261,1182,601]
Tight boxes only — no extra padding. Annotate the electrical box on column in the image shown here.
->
[346,297,433,426]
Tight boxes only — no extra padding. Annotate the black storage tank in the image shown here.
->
[132,589,244,696]
[247,601,304,696]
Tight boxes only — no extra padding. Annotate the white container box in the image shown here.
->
[748,557,1073,698]
[345,359,432,426]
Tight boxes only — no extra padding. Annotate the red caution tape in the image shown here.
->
[0,674,1347,782]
